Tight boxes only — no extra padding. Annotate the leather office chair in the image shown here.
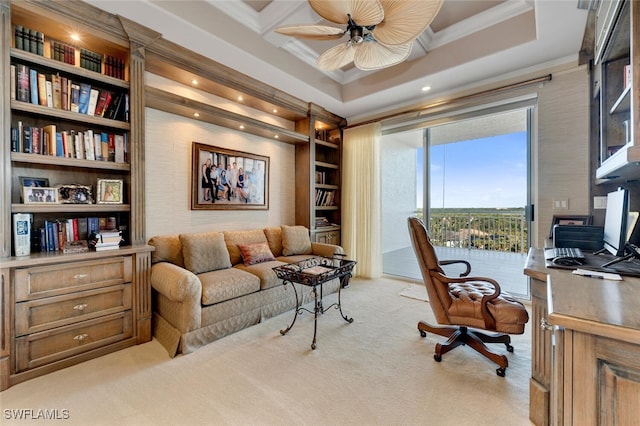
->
[407,217,529,376]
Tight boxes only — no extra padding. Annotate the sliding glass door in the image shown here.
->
[382,109,531,298]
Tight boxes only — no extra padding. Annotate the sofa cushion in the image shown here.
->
[238,242,276,265]
[148,234,184,267]
[199,267,260,306]
[235,260,287,290]
[224,229,269,265]
[263,226,283,257]
[179,231,231,274]
[281,225,312,256]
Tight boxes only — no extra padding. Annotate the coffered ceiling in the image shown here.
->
[88,0,590,121]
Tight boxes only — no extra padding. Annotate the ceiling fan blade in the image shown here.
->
[275,25,346,40]
[353,41,412,71]
[372,0,444,46]
[317,42,356,71]
[309,0,384,26]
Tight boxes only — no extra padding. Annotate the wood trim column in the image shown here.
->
[1,0,11,258]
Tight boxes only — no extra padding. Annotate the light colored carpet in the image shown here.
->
[1,277,532,426]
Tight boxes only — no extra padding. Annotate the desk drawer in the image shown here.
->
[15,284,132,336]
[15,311,133,372]
[15,257,132,301]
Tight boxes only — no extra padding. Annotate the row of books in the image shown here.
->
[315,217,338,228]
[32,216,120,254]
[11,63,129,121]
[315,189,338,207]
[14,25,126,79]
[10,123,128,163]
[13,25,44,56]
[315,171,335,184]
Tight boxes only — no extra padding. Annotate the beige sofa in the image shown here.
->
[148,225,344,356]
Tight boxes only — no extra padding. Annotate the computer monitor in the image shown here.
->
[602,188,629,257]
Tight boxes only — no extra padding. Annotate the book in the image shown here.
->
[94,244,121,252]
[77,83,91,114]
[29,68,39,104]
[108,133,116,161]
[94,133,103,161]
[94,89,111,117]
[51,74,62,109]
[45,79,53,107]
[42,124,56,156]
[101,132,109,161]
[84,130,95,160]
[87,88,100,115]
[56,132,64,157]
[70,83,80,112]
[13,213,32,256]
[37,72,47,106]
[115,134,125,163]
[87,217,100,236]
[60,76,69,110]
[16,64,29,102]
[63,240,89,254]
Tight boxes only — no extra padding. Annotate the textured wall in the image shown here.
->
[144,108,295,240]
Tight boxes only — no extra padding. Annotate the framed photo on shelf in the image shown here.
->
[97,179,124,204]
[19,176,49,189]
[191,142,269,210]
[57,184,93,204]
[23,186,58,204]
[549,215,593,238]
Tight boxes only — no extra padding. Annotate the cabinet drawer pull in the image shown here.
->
[540,318,553,331]
[73,303,88,311]
[73,333,89,341]
[73,274,88,280]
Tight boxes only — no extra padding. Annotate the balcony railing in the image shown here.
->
[424,211,528,254]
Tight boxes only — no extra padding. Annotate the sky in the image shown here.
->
[418,131,528,209]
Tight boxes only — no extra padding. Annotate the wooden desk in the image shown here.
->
[524,248,640,425]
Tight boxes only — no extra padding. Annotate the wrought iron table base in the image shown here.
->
[280,277,353,350]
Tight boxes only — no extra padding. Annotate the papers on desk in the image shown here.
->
[572,268,623,281]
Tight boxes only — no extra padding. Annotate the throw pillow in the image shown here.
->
[238,242,276,265]
[179,231,231,274]
[263,226,283,257]
[223,229,268,265]
[281,225,312,256]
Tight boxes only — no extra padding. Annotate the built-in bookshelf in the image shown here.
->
[295,105,345,245]
[0,0,154,391]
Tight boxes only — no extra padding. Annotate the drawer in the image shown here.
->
[15,284,132,336]
[15,311,133,372]
[15,256,133,301]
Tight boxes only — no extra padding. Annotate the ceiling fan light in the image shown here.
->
[351,27,364,44]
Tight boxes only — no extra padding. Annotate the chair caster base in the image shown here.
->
[434,354,441,362]
[496,368,506,377]
[506,343,514,352]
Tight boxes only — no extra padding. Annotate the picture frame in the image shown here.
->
[23,186,59,204]
[19,176,49,189]
[57,184,94,204]
[192,142,269,210]
[549,215,593,238]
[97,179,124,204]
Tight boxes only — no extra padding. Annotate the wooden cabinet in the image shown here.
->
[0,0,156,391]
[525,248,640,425]
[295,104,346,243]
[593,0,640,181]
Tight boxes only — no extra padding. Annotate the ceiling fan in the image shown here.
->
[275,0,444,71]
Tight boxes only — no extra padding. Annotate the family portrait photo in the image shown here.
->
[192,142,269,210]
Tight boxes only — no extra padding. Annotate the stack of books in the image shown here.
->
[90,230,122,251]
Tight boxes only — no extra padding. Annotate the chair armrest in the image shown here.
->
[439,259,471,277]
[151,262,202,304]
[311,242,345,259]
[434,272,501,329]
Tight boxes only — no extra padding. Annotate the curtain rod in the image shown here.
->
[346,74,552,130]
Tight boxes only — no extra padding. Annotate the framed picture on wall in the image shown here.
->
[191,142,269,210]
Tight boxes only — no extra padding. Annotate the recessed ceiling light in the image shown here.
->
[273,109,278,114]
[193,112,200,117]
[237,96,243,102]
[239,125,245,130]
[421,86,431,92]
[191,79,198,85]
[274,135,279,139]
[70,33,81,42]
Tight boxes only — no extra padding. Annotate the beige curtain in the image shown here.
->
[342,123,382,278]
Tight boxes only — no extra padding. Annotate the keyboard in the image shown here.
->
[544,247,585,261]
